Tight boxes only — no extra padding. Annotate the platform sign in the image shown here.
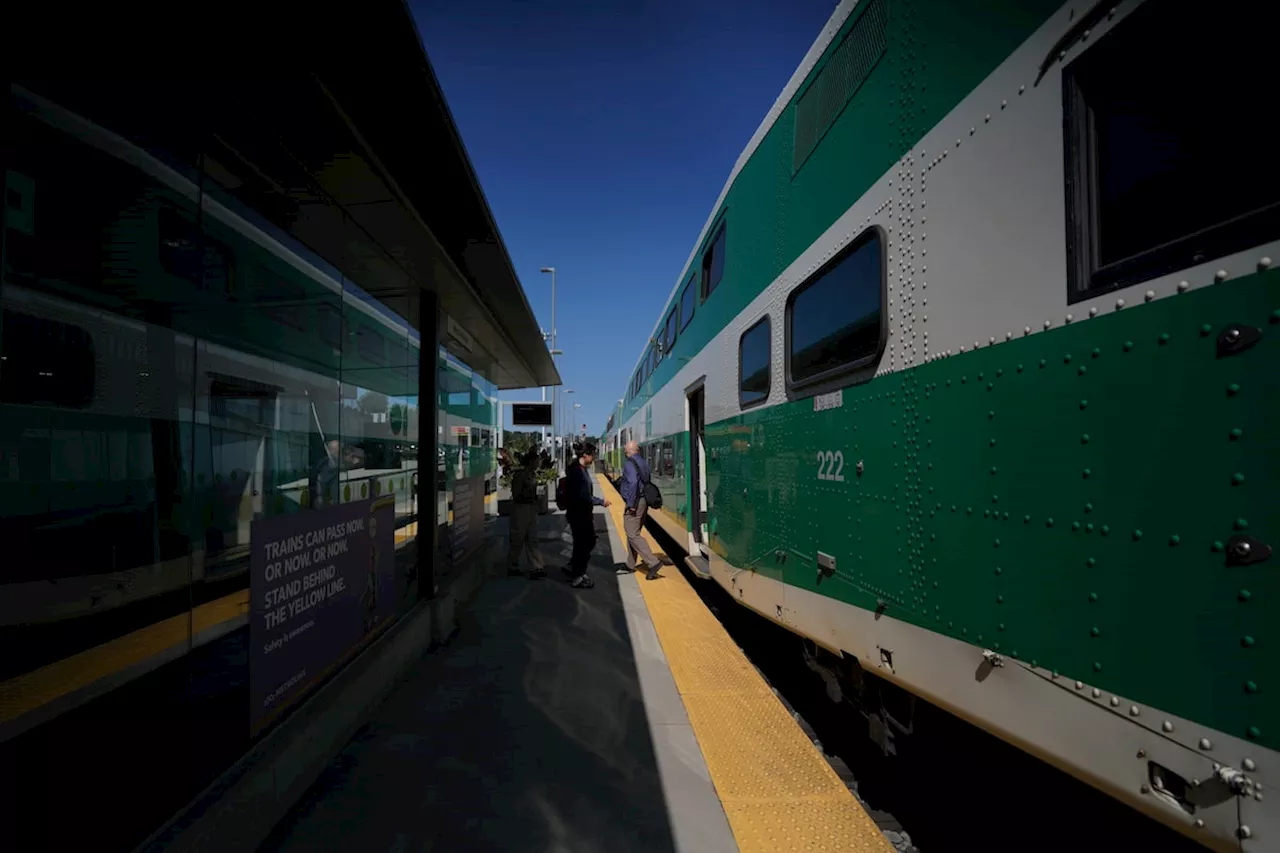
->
[449,474,485,565]
[510,402,552,427]
[249,497,396,735]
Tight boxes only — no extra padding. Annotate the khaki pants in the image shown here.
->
[508,503,544,571]
[624,498,661,572]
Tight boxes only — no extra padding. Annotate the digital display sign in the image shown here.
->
[511,402,553,426]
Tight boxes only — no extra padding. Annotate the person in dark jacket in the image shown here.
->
[506,447,546,580]
[619,440,662,580]
[562,443,609,588]
[309,439,342,509]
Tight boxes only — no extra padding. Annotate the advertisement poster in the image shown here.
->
[249,496,395,734]
[449,474,485,566]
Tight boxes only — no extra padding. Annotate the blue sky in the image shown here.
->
[410,0,839,437]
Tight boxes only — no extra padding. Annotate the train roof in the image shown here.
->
[621,0,860,388]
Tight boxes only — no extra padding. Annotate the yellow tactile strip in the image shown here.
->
[598,475,892,853]
[0,589,250,726]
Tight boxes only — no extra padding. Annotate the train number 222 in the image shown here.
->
[816,450,846,482]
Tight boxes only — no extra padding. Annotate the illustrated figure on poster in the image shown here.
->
[362,513,380,634]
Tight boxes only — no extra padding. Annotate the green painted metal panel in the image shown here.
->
[706,272,1278,744]
[622,0,1063,422]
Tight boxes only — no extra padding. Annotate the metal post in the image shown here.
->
[539,266,559,471]
[550,266,557,462]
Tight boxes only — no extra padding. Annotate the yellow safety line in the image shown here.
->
[598,474,892,853]
[0,590,250,726]
[1,500,480,727]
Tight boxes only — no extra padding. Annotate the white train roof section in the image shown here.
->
[625,0,860,382]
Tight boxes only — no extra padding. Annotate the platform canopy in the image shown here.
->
[12,0,559,391]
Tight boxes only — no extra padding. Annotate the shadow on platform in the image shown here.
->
[258,513,676,853]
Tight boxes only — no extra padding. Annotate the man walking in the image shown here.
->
[563,442,609,588]
[620,440,662,580]
[506,447,546,579]
[309,439,342,509]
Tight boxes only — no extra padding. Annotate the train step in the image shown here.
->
[684,553,711,579]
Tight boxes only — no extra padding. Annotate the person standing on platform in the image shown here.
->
[506,448,546,580]
[563,442,608,588]
[620,440,662,580]
[309,439,342,509]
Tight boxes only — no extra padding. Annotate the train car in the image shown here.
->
[610,0,1276,848]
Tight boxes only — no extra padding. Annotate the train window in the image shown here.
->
[357,325,385,365]
[738,316,771,409]
[663,306,679,358]
[259,272,308,332]
[785,226,885,388]
[1062,0,1277,303]
[661,438,674,477]
[679,275,696,331]
[701,222,726,300]
[317,301,343,350]
[1,309,96,407]
[157,205,235,295]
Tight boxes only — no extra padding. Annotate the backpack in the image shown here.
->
[628,458,663,510]
[643,479,663,510]
[511,467,537,504]
[555,476,569,511]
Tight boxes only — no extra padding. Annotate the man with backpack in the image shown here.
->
[619,440,662,580]
[557,442,609,588]
[506,447,546,580]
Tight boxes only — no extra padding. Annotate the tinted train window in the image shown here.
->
[1,310,96,407]
[357,325,385,365]
[786,226,884,387]
[259,271,308,332]
[680,275,696,331]
[701,223,726,299]
[317,301,343,349]
[663,307,678,357]
[1063,0,1277,301]
[738,316,771,409]
[157,205,234,295]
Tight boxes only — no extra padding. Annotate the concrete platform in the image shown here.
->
[256,507,736,853]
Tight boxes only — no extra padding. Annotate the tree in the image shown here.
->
[389,403,407,435]
[502,430,541,456]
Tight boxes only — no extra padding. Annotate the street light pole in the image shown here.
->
[561,389,575,457]
[539,329,549,448]
[539,267,557,462]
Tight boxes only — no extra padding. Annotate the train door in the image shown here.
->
[686,382,708,556]
[205,373,275,557]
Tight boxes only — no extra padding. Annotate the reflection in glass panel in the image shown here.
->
[0,85,426,853]
[739,317,771,408]
[788,229,882,385]
[435,348,498,578]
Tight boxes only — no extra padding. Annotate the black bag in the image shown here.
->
[643,479,663,510]
[630,458,662,509]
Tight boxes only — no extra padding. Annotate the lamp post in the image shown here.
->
[539,266,557,454]
[539,329,549,448]
[561,389,574,452]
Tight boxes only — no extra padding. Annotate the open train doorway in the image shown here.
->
[686,382,708,559]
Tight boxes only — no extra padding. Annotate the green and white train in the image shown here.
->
[604,0,1275,848]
